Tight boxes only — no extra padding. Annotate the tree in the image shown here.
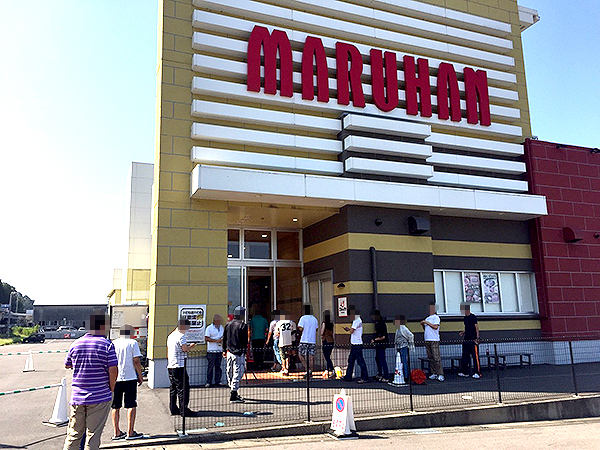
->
[0,280,35,312]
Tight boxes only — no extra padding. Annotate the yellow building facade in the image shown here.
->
[148,0,543,387]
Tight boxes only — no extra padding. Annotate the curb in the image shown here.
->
[101,394,600,448]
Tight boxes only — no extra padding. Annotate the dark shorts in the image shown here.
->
[280,346,293,359]
[112,379,137,409]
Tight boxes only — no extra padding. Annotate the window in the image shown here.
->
[228,230,240,259]
[277,231,300,260]
[244,230,272,259]
[227,267,242,318]
[434,270,538,315]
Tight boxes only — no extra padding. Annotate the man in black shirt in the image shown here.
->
[223,306,248,403]
[458,304,481,378]
[370,310,390,382]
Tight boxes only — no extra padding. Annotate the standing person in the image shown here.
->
[342,306,369,383]
[205,314,224,387]
[266,310,282,372]
[458,304,481,379]
[62,314,118,450]
[249,311,269,369]
[298,305,319,377]
[321,310,335,378]
[167,319,197,416]
[111,325,144,441]
[394,315,414,381]
[420,303,444,382]
[275,310,297,376]
[370,310,390,382]
[223,306,248,403]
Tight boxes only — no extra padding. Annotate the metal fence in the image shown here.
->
[173,337,600,435]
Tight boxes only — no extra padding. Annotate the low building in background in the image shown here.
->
[34,303,108,329]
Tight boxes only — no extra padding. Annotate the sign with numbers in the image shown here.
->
[330,389,356,436]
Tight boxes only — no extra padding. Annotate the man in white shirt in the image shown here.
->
[297,305,319,377]
[111,324,144,441]
[167,319,197,416]
[275,311,297,376]
[420,303,444,382]
[204,314,224,387]
[342,306,369,383]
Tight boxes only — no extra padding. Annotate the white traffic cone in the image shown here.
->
[46,377,69,426]
[388,352,406,386]
[23,350,35,372]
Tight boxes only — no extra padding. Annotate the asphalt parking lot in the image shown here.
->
[0,339,174,450]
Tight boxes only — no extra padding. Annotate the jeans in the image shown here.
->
[375,345,389,378]
[206,352,223,385]
[398,346,410,380]
[323,342,334,372]
[168,367,189,414]
[344,345,369,381]
[273,338,282,365]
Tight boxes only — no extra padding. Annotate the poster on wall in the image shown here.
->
[178,304,206,343]
[482,273,500,304]
[463,273,482,303]
[338,297,348,317]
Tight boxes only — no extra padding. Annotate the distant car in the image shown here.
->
[42,326,58,332]
[57,326,76,332]
[22,333,46,343]
[77,327,86,331]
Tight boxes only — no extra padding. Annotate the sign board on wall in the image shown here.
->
[178,304,207,343]
[338,297,348,318]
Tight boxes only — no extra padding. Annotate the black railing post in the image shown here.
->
[182,356,187,435]
[568,340,579,396]
[306,349,311,422]
[407,346,414,412]
[494,344,502,404]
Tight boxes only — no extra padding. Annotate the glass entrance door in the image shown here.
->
[305,272,334,326]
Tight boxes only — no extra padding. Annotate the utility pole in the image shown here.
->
[7,291,15,333]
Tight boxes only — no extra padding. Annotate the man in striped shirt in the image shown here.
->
[63,314,118,450]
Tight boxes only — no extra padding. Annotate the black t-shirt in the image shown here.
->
[374,319,389,343]
[463,314,478,341]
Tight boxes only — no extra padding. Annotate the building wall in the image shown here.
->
[34,305,108,328]
[526,139,600,337]
[149,0,229,370]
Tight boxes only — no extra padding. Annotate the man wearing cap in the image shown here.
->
[223,306,248,403]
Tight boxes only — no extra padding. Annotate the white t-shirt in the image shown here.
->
[298,315,319,344]
[113,338,142,382]
[424,314,441,341]
[167,329,187,368]
[276,320,296,347]
[350,316,363,345]
[205,324,224,353]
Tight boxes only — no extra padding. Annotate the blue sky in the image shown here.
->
[0,1,598,305]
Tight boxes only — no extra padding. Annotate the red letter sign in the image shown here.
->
[336,42,365,107]
[247,25,293,97]
[370,49,399,112]
[437,62,461,122]
[403,56,432,117]
[302,36,329,102]
[464,68,491,126]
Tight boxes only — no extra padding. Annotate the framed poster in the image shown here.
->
[482,273,500,304]
[463,273,482,303]
[338,296,348,317]
[178,304,207,343]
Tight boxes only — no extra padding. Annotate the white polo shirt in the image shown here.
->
[350,316,363,345]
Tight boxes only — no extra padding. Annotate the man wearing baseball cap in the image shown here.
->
[222,306,248,403]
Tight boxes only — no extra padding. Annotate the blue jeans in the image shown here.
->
[273,338,282,364]
[398,347,410,380]
[344,345,369,381]
[375,345,389,378]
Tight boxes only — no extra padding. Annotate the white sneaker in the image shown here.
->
[428,374,438,380]
[437,375,445,382]
[457,373,469,377]
[472,373,481,379]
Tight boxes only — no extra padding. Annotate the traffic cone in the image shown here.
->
[388,352,406,386]
[23,350,35,372]
[44,377,69,427]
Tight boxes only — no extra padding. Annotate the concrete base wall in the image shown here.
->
[148,356,227,389]
[149,358,169,388]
